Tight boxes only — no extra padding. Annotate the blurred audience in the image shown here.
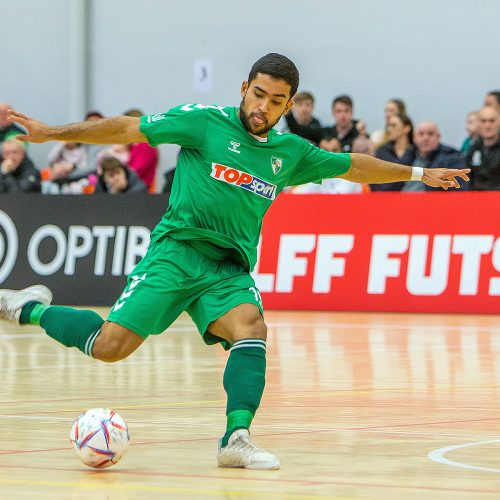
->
[282,92,323,145]
[460,111,480,155]
[0,139,40,193]
[47,141,92,181]
[290,177,364,194]
[370,114,415,192]
[96,144,130,168]
[484,91,500,112]
[123,108,159,191]
[94,156,148,194]
[0,103,24,144]
[82,110,108,174]
[466,106,500,190]
[370,99,407,147]
[320,95,360,152]
[351,120,375,155]
[85,110,104,121]
[402,122,466,192]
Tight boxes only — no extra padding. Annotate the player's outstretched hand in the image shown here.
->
[422,168,471,190]
[7,109,52,143]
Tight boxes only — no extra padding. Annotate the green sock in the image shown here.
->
[221,338,266,447]
[20,301,104,357]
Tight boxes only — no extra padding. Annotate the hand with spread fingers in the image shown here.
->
[422,168,471,190]
[7,109,52,143]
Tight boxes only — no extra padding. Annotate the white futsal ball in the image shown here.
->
[70,408,130,468]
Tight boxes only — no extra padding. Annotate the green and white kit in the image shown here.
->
[107,104,351,348]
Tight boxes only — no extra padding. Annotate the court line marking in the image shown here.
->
[0,468,499,496]
[428,439,500,473]
[0,478,341,499]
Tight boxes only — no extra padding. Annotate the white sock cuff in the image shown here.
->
[230,339,266,352]
[84,328,101,357]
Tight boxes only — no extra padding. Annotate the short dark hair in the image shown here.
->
[85,110,104,120]
[332,95,353,109]
[294,91,315,104]
[248,53,299,98]
[123,108,144,118]
[487,90,500,105]
[101,157,125,175]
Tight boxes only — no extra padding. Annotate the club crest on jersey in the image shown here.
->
[271,156,283,174]
[211,163,277,200]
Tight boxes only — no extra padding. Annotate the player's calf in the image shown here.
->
[92,322,144,362]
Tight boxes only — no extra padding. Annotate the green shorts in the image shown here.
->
[107,235,263,350]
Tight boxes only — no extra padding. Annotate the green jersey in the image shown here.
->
[140,104,351,271]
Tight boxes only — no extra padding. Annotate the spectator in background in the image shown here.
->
[85,110,104,121]
[0,139,40,193]
[351,120,375,155]
[289,177,364,194]
[123,108,159,191]
[460,111,480,155]
[370,99,407,147]
[402,121,466,192]
[94,156,147,194]
[83,110,108,173]
[370,113,415,192]
[320,95,359,153]
[47,141,91,182]
[0,103,24,144]
[282,91,323,145]
[96,143,130,168]
[466,106,500,190]
[484,91,500,112]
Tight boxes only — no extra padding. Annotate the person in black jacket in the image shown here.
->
[371,113,415,191]
[466,106,500,190]
[320,95,360,153]
[94,156,148,194]
[0,139,40,193]
[402,122,467,192]
[283,91,323,145]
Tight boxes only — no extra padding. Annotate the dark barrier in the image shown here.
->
[0,195,168,305]
[2,193,500,313]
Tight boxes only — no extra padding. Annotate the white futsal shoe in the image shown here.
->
[0,285,53,322]
[217,429,280,470]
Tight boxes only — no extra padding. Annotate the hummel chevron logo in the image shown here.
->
[228,141,241,154]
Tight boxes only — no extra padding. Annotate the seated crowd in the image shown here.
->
[0,90,499,194]
[0,105,159,195]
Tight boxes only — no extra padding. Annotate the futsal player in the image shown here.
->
[0,53,469,469]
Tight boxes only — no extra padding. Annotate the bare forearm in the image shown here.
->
[341,153,412,184]
[47,116,143,145]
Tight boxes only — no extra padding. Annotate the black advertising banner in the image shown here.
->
[0,195,168,305]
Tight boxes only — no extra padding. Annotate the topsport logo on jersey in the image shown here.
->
[0,211,19,284]
[211,163,277,200]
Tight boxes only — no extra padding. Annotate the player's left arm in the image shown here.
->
[340,153,470,190]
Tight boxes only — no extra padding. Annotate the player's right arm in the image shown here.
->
[7,109,146,145]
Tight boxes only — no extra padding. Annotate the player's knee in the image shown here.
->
[238,317,267,341]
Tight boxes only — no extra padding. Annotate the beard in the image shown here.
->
[239,96,280,136]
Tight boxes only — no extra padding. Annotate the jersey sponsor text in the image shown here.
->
[211,163,277,200]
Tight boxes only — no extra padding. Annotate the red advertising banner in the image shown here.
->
[254,193,500,314]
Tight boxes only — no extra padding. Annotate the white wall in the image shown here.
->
[2,0,499,177]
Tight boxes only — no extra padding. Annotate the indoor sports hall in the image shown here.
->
[1,1,500,499]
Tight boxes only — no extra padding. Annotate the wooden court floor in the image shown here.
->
[1,309,500,499]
